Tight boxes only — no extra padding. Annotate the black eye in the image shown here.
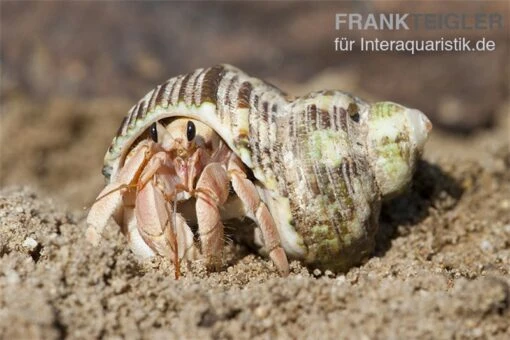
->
[186,121,196,141]
[150,122,158,142]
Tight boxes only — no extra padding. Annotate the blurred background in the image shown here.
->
[1,1,508,208]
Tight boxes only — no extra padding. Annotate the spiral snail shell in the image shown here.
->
[100,64,431,272]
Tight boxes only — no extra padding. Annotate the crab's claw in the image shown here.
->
[86,141,153,246]
[86,183,124,246]
[135,172,198,279]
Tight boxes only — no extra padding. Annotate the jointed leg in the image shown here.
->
[136,176,197,278]
[195,163,230,271]
[135,152,197,278]
[228,157,289,276]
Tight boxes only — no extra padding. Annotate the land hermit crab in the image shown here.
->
[87,64,431,277]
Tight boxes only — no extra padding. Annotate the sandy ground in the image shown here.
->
[1,104,509,339]
[1,2,509,339]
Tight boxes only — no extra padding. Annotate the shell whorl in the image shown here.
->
[103,64,288,186]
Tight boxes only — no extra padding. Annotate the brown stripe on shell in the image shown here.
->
[253,144,263,172]
[246,91,261,168]
[322,164,345,237]
[182,68,204,107]
[132,99,148,128]
[259,112,275,181]
[192,68,207,106]
[148,85,162,113]
[326,159,353,223]
[308,104,318,130]
[252,94,260,110]
[269,103,287,194]
[261,101,269,122]
[271,104,278,121]
[289,111,295,138]
[297,113,321,198]
[342,158,355,196]
[217,74,238,123]
[295,152,320,198]
[272,155,288,195]
[178,73,192,105]
[200,65,225,104]
[315,162,342,230]
[262,147,273,168]
[155,78,175,108]
[305,108,322,198]
[319,107,331,129]
[304,164,321,197]
[284,120,308,215]
[331,105,338,131]
[226,75,240,134]
[247,107,262,171]
[351,158,359,177]
[224,75,238,107]
[124,101,141,132]
[237,81,253,109]
[338,107,348,132]
[115,115,129,138]
[310,162,327,202]
[169,75,184,106]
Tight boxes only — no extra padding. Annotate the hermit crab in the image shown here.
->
[87,64,431,276]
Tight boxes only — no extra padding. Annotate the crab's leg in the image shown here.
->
[185,148,208,190]
[136,178,196,259]
[194,162,230,271]
[86,142,152,246]
[136,181,196,277]
[227,156,290,276]
[135,152,197,277]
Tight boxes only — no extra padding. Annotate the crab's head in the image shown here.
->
[366,102,432,198]
[152,118,221,159]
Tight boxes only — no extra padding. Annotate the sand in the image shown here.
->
[1,103,509,338]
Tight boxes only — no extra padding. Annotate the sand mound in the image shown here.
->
[1,131,509,338]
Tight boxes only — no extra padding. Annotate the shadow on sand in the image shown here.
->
[375,160,464,257]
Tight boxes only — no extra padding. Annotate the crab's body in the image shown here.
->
[88,65,431,274]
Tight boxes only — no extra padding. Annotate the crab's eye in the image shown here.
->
[150,122,158,142]
[186,121,196,141]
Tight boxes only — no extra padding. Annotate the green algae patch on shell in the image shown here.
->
[367,102,431,198]
[307,130,350,168]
